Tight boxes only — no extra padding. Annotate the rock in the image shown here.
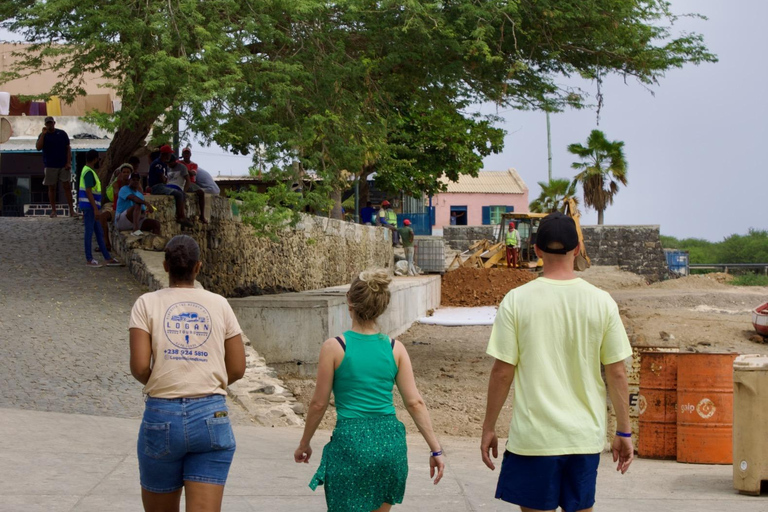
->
[250,385,276,395]
[749,335,766,344]
[697,341,712,346]
[292,403,307,415]
[629,334,646,345]
[659,331,675,341]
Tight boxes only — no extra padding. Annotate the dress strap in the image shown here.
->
[390,337,395,350]
[335,336,346,351]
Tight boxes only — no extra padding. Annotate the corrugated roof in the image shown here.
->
[441,169,527,194]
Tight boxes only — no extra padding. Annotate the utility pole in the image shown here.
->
[546,110,552,181]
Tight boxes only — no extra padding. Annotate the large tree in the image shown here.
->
[2,0,716,220]
[1,0,251,180]
[568,129,628,225]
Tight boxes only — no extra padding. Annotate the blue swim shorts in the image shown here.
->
[495,450,600,512]
[137,394,236,493]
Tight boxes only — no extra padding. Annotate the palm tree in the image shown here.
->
[529,178,579,213]
[568,129,627,225]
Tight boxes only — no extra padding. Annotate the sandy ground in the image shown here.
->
[282,267,768,438]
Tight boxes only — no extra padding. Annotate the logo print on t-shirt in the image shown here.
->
[164,302,212,349]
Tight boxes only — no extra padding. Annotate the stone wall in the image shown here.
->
[443,225,498,251]
[112,194,393,296]
[443,223,668,282]
[581,225,668,282]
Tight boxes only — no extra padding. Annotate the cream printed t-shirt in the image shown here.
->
[130,288,243,398]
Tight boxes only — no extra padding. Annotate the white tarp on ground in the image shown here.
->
[418,306,497,326]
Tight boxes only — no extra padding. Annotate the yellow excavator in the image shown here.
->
[496,198,590,271]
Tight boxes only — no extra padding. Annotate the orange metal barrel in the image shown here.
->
[638,352,678,459]
[676,353,738,464]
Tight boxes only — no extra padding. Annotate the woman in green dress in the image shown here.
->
[294,269,445,511]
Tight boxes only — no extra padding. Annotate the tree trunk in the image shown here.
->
[97,120,155,183]
[330,189,343,220]
[597,209,604,225]
[359,164,374,206]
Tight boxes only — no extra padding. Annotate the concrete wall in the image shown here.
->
[112,194,395,296]
[0,43,117,96]
[581,225,669,283]
[431,192,528,229]
[229,276,441,371]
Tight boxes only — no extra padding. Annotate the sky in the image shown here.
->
[480,0,768,241]
[3,1,764,240]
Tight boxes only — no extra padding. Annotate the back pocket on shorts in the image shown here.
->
[206,417,235,450]
[142,422,171,459]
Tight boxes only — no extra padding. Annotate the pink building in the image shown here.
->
[432,169,529,235]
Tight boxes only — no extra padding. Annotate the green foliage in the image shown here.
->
[229,181,334,241]
[3,0,717,228]
[568,129,627,225]
[661,230,768,264]
[731,273,768,287]
[530,178,578,213]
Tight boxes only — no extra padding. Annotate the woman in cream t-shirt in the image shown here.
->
[129,235,245,512]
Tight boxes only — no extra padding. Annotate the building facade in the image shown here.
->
[431,169,529,235]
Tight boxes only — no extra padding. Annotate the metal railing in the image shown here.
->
[689,263,768,275]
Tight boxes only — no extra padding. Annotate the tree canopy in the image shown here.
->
[2,0,717,225]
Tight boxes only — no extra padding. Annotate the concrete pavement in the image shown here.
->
[1,408,765,512]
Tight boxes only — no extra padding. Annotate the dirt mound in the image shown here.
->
[649,274,731,290]
[442,267,536,307]
[579,266,648,290]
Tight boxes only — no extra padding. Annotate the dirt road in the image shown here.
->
[282,267,768,438]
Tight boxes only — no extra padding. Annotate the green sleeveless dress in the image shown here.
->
[309,331,408,511]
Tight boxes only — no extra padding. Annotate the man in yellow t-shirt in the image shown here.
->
[481,212,633,512]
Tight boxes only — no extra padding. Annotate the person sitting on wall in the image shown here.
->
[115,173,161,237]
[376,200,400,246]
[360,201,375,225]
[193,167,221,195]
[99,163,133,252]
[167,154,207,224]
[148,145,193,228]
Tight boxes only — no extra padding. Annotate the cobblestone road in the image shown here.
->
[0,218,253,424]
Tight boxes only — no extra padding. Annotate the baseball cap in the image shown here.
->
[403,219,411,226]
[44,116,55,124]
[182,147,192,154]
[381,200,390,207]
[169,153,177,163]
[119,163,134,171]
[159,144,173,154]
[536,212,579,254]
[509,222,515,227]
[129,172,141,181]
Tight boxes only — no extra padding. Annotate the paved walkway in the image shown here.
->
[1,408,764,512]
[1,217,766,511]
[0,218,252,424]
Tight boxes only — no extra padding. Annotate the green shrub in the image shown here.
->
[731,273,768,287]
[662,230,768,264]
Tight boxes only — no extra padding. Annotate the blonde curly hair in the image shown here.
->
[347,268,392,321]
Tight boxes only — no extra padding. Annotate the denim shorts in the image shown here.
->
[137,394,236,493]
[495,450,600,512]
